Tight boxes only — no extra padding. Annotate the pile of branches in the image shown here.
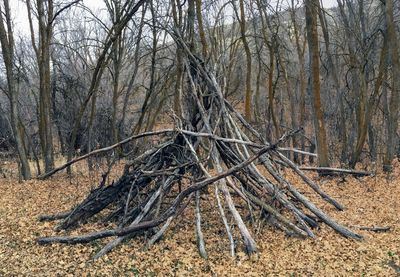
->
[37,41,362,259]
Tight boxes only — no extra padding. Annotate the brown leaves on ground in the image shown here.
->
[0,162,399,276]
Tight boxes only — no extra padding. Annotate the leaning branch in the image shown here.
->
[38,127,300,180]
[37,129,174,180]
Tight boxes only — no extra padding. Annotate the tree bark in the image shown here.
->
[383,0,400,171]
[237,0,252,122]
[37,0,55,172]
[0,0,31,180]
[305,0,330,167]
[290,0,307,162]
[195,0,208,58]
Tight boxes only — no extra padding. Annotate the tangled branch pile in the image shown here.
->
[37,41,361,259]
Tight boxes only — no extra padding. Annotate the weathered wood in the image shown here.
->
[195,190,207,258]
[356,226,391,232]
[299,166,372,177]
[275,152,344,210]
[38,211,70,222]
[144,216,174,250]
[214,184,235,257]
[37,129,174,180]
[37,132,299,245]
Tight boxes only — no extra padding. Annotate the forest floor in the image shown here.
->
[0,160,399,276]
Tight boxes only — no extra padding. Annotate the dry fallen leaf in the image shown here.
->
[0,162,399,276]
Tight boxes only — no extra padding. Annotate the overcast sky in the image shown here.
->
[10,0,338,35]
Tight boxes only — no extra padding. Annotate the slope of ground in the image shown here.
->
[0,161,399,276]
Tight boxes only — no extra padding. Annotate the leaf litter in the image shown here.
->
[0,161,399,276]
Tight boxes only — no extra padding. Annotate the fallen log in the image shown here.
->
[298,166,373,177]
[38,211,70,222]
[356,226,391,232]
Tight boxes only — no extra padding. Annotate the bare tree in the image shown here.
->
[0,0,31,179]
[26,0,81,172]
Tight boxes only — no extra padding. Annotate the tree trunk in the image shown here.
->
[0,0,31,180]
[237,0,252,122]
[171,0,183,117]
[290,0,306,163]
[195,0,208,58]
[305,0,330,167]
[37,0,55,172]
[383,0,400,171]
